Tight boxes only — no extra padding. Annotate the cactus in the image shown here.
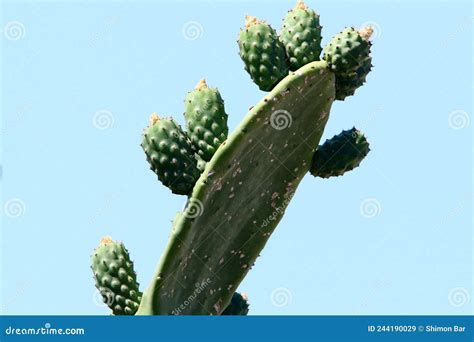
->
[334,56,372,100]
[184,79,229,162]
[323,26,374,100]
[310,128,370,179]
[323,27,372,74]
[141,114,200,195]
[91,237,142,315]
[238,16,289,91]
[279,0,322,70]
[137,60,335,315]
[92,1,374,315]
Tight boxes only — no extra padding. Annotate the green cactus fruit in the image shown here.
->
[323,26,372,74]
[221,293,250,315]
[91,236,142,315]
[238,16,289,91]
[335,56,373,100]
[184,79,229,162]
[279,0,322,70]
[310,127,370,178]
[137,61,335,315]
[141,114,200,195]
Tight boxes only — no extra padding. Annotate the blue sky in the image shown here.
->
[1,0,472,315]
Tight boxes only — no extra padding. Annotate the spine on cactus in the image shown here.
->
[279,0,322,70]
[91,237,142,315]
[141,114,200,195]
[184,79,229,162]
[238,16,289,91]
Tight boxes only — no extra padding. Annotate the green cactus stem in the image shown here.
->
[184,79,229,162]
[221,293,250,315]
[238,15,289,91]
[137,60,335,315]
[141,114,200,195]
[279,0,322,70]
[310,127,370,178]
[91,236,142,315]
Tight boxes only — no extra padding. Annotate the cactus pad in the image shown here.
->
[91,237,142,315]
[184,79,229,161]
[137,61,335,315]
[310,127,370,178]
[279,0,322,70]
[238,16,289,91]
[141,115,200,195]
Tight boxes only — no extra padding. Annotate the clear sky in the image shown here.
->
[1,0,472,315]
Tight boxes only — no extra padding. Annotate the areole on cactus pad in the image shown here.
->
[92,0,374,315]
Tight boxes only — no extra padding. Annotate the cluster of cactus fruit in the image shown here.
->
[91,0,374,315]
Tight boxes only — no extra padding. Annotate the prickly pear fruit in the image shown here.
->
[238,16,289,91]
[335,56,372,100]
[141,114,200,195]
[323,27,373,99]
[91,236,142,315]
[184,79,229,162]
[221,292,250,315]
[279,0,322,70]
[310,127,370,178]
[323,27,372,74]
